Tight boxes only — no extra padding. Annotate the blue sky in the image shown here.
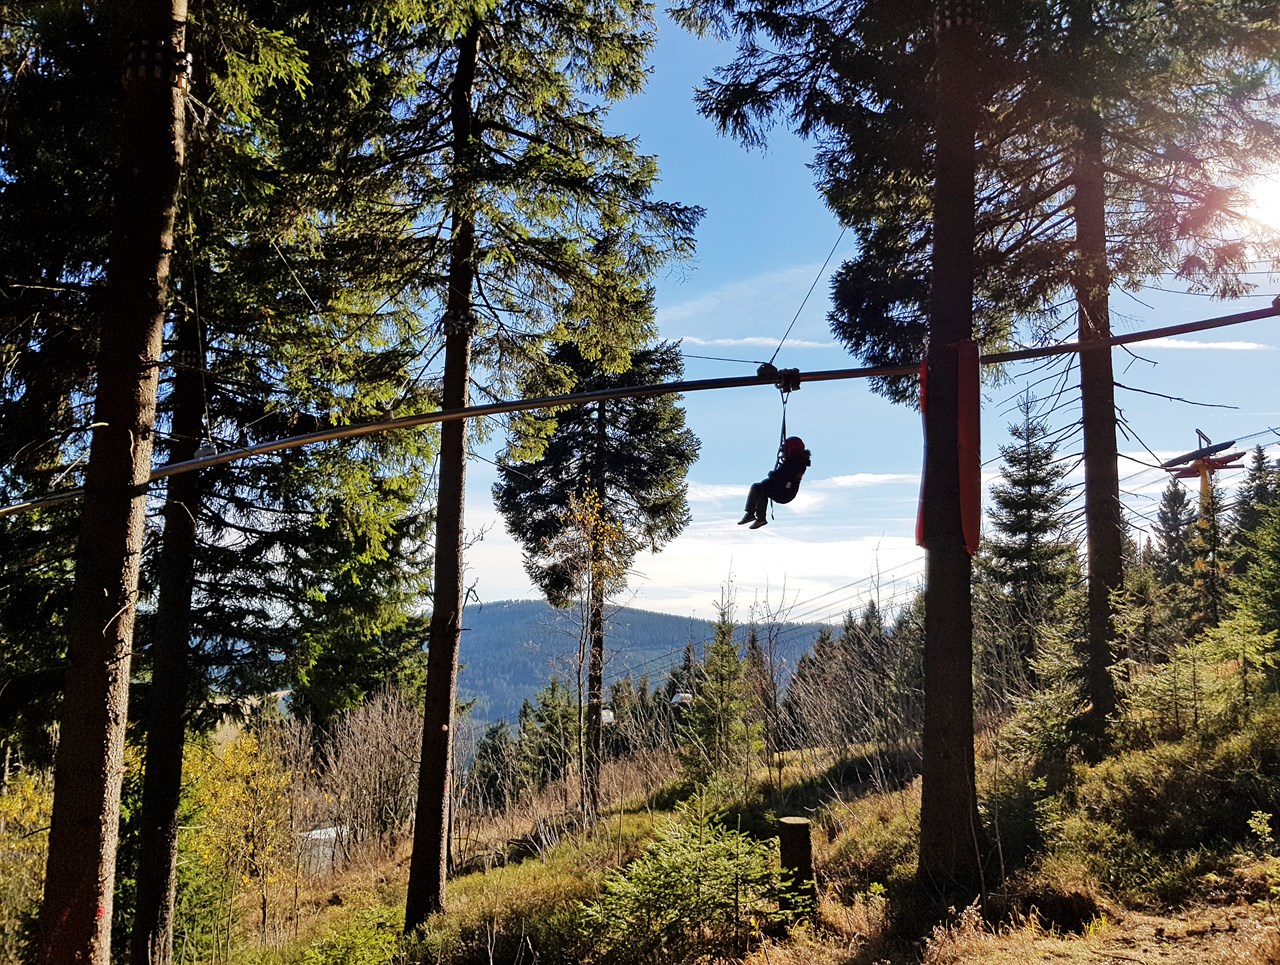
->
[462,15,1280,627]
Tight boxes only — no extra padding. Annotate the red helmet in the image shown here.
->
[784,436,806,455]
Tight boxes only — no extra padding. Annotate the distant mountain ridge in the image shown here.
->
[456,599,825,721]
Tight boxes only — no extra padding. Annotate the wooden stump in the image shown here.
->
[778,816,817,916]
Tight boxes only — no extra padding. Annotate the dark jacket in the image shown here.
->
[763,450,810,504]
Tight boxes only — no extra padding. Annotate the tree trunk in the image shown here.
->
[585,575,605,817]
[404,21,480,931]
[584,400,608,818]
[36,3,188,962]
[916,4,988,901]
[1072,107,1120,749]
[129,309,203,965]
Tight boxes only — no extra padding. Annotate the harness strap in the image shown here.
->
[778,388,789,465]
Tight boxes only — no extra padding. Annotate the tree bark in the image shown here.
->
[584,400,608,818]
[129,309,204,965]
[1072,107,1120,749]
[404,20,480,931]
[36,3,188,962]
[585,575,605,817]
[916,4,988,901]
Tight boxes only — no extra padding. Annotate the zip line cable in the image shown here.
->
[4,300,1278,519]
[768,226,848,366]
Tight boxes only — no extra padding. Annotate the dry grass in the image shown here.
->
[917,902,1280,965]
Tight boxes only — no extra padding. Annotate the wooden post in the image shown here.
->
[778,816,816,916]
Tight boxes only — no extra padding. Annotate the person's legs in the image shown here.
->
[739,481,767,525]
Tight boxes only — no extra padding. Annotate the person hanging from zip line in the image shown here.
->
[739,435,811,529]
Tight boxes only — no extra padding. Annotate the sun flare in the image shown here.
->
[1243,171,1280,230]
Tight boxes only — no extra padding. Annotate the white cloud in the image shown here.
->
[658,265,821,326]
[464,481,927,619]
[681,336,832,349]
[814,472,920,489]
[628,532,925,620]
[1140,337,1272,351]
[687,482,748,503]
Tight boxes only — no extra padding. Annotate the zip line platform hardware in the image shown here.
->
[3,300,1278,519]
[1163,429,1248,507]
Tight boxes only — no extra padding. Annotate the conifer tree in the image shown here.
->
[679,605,758,786]
[493,340,699,815]
[32,1,190,958]
[1153,478,1197,587]
[3,5,440,959]
[1231,446,1280,575]
[981,397,1077,675]
[398,0,701,922]
[1237,500,1280,640]
[1188,479,1231,635]
[672,0,1280,761]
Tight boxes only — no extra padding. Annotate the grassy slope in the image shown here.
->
[232,715,1280,965]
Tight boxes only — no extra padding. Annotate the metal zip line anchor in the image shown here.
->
[3,299,1276,519]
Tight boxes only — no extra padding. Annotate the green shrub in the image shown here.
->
[0,771,50,964]
[300,908,403,965]
[980,761,1049,874]
[577,795,789,965]
[1039,714,1280,904]
[1071,718,1280,852]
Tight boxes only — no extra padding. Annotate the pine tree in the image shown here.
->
[679,605,759,787]
[1153,478,1197,587]
[982,397,1078,675]
[399,0,702,922]
[493,340,699,814]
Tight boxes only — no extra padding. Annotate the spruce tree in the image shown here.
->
[398,0,701,922]
[1188,478,1230,635]
[1154,478,1197,587]
[1237,500,1280,639]
[679,605,758,786]
[33,1,189,958]
[3,5,440,959]
[1231,446,1280,575]
[493,340,699,814]
[983,397,1077,674]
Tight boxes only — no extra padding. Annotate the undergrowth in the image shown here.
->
[215,707,1280,965]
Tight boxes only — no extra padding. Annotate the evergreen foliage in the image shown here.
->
[494,341,699,607]
[577,794,788,965]
[1236,499,1280,640]
[678,604,761,787]
[1153,479,1197,586]
[977,396,1079,681]
[671,0,1280,395]
[1231,446,1280,575]
[1187,479,1230,635]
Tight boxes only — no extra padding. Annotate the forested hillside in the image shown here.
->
[458,600,824,719]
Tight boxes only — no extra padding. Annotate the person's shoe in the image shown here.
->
[749,517,768,529]
[737,513,754,525]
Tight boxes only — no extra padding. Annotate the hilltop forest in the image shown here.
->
[8,1,1280,964]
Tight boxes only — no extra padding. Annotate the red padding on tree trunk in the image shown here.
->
[956,340,981,555]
